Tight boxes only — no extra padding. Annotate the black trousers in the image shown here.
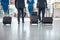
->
[38,7,45,21]
[17,8,24,23]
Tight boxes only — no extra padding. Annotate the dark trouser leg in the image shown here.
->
[42,8,45,20]
[21,8,24,23]
[38,8,41,21]
[18,9,20,23]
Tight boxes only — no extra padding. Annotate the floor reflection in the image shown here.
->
[0,19,60,40]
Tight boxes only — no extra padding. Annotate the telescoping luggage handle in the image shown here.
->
[45,9,54,18]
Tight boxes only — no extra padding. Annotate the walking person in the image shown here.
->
[37,0,48,22]
[27,0,34,22]
[15,0,25,24]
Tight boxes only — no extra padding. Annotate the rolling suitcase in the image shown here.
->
[3,14,12,24]
[42,17,53,24]
[42,9,53,24]
[30,12,38,24]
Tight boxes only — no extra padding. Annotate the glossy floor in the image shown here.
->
[0,17,60,40]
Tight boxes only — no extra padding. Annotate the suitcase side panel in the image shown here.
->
[3,16,12,24]
[42,17,53,24]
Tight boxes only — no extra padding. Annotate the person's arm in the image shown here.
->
[15,0,17,6]
[37,0,39,7]
[45,0,47,8]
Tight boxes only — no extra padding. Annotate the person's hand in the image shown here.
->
[8,5,11,10]
[45,8,48,10]
[28,13,30,18]
[36,8,39,10]
[25,7,26,9]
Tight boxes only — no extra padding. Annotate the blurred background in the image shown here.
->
[0,0,60,19]
[0,0,60,40]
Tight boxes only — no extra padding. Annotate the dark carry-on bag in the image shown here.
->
[42,10,53,24]
[3,14,12,24]
[30,12,38,24]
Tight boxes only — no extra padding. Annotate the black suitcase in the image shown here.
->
[3,16,12,24]
[42,17,53,24]
[42,10,53,24]
[30,12,38,24]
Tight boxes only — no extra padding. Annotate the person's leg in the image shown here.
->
[42,8,45,20]
[7,8,9,15]
[28,6,33,22]
[2,4,6,14]
[28,7,31,18]
[3,7,8,16]
[18,9,20,24]
[2,3,9,15]
[21,8,24,23]
[6,3,9,14]
[38,8,41,21]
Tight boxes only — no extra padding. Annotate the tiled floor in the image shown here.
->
[0,17,60,40]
